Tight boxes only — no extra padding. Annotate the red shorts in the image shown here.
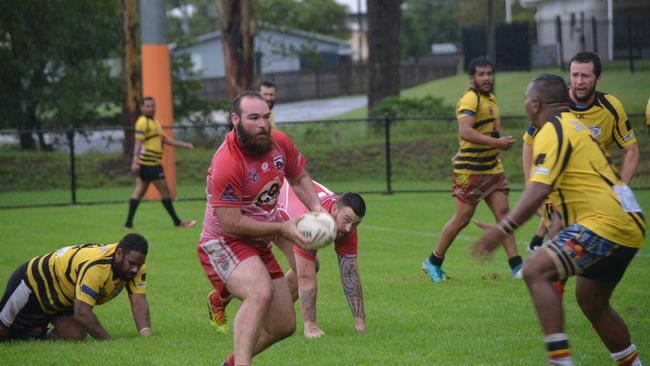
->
[451,172,509,205]
[197,238,284,295]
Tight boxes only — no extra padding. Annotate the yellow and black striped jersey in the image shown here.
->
[135,116,164,166]
[454,89,504,175]
[645,97,650,128]
[524,92,637,152]
[25,244,147,314]
[529,111,645,248]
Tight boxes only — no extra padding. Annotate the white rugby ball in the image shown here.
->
[296,211,337,250]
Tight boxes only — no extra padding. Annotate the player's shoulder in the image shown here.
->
[134,116,147,126]
[596,91,626,113]
[458,88,478,103]
[271,129,297,150]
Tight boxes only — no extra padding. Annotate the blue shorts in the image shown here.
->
[543,224,638,282]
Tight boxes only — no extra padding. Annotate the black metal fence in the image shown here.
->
[1,115,648,209]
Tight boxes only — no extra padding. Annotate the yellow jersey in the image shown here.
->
[25,244,147,314]
[645,97,650,127]
[454,89,504,175]
[524,92,637,152]
[529,111,645,248]
[135,116,164,166]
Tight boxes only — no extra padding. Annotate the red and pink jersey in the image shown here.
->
[277,180,358,259]
[199,129,306,247]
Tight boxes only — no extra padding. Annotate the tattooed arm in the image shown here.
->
[338,255,366,332]
[296,254,325,338]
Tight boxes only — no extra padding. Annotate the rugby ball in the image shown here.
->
[296,211,337,250]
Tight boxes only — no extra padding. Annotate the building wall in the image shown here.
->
[175,29,349,79]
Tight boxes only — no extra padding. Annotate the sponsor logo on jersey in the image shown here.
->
[219,183,240,202]
[588,125,602,138]
[248,168,259,183]
[532,167,550,176]
[488,106,494,115]
[273,155,285,172]
[534,153,546,165]
[261,162,269,172]
[255,178,282,208]
[623,131,635,142]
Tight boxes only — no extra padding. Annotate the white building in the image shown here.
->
[521,0,650,64]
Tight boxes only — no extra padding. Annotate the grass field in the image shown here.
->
[337,67,650,118]
[1,191,648,365]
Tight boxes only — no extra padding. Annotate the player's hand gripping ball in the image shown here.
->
[296,211,337,250]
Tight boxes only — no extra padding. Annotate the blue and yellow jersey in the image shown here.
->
[529,111,645,248]
[524,92,637,152]
[25,244,147,314]
[454,89,504,175]
[135,116,164,166]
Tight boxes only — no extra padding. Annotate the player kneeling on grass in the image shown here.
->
[472,74,644,366]
[0,233,151,341]
[279,180,366,338]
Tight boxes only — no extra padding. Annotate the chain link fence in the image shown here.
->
[1,116,648,209]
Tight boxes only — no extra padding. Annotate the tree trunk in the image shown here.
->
[217,0,255,100]
[486,0,496,63]
[121,0,139,157]
[367,0,401,115]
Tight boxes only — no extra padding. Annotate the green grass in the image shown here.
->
[1,192,649,365]
[337,67,650,118]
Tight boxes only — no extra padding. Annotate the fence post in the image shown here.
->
[384,115,393,194]
[627,16,635,73]
[67,126,77,205]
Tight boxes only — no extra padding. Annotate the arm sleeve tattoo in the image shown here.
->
[338,255,365,320]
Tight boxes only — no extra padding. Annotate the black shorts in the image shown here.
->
[139,165,165,181]
[0,263,52,339]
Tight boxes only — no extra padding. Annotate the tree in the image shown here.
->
[401,0,458,61]
[216,0,255,99]
[121,0,140,156]
[0,0,121,149]
[367,0,402,114]
[256,0,350,40]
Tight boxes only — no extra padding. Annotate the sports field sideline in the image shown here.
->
[1,191,648,365]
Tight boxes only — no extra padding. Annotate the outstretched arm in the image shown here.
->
[129,293,151,336]
[337,255,366,332]
[162,135,193,149]
[73,300,112,340]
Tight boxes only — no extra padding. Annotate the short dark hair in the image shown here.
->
[258,81,276,90]
[142,96,155,104]
[117,233,149,255]
[336,192,366,218]
[569,51,601,77]
[468,57,494,76]
[530,74,570,105]
[231,91,265,116]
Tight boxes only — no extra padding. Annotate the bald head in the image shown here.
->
[525,74,570,128]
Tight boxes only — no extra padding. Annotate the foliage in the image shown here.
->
[166,0,220,39]
[401,0,459,61]
[255,0,350,40]
[372,96,453,118]
[0,1,122,139]
[457,0,534,28]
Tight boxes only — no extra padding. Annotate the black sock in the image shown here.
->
[529,234,544,248]
[125,199,140,227]
[162,198,181,226]
[508,255,523,270]
[429,253,444,267]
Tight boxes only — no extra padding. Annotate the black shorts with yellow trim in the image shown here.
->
[543,224,637,283]
[139,165,165,182]
[0,262,72,339]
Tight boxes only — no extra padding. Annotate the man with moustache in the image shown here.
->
[522,52,639,255]
[421,57,523,282]
[0,233,151,341]
[197,91,324,366]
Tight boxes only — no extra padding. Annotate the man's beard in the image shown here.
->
[572,85,596,104]
[237,123,273,156]
[266,101,275,110]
